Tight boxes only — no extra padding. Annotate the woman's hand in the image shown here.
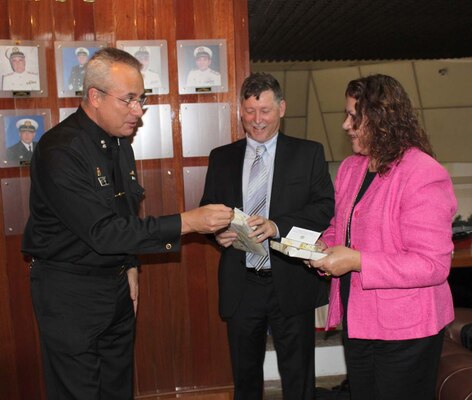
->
[315,239,328,251]
[307,245,361,277]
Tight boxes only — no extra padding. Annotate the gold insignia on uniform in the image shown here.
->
[96,167,101,177]
[98,176,109,186]
[130,170,136,180]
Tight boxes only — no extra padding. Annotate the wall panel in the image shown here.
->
[0,0,250,398]
[415,60,472,108]
[284,70,309,118]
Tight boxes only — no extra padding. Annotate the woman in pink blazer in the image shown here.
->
[309,74,457,400]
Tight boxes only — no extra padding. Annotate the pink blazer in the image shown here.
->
[323,148,457,340]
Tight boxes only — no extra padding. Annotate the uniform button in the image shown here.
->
[165,243,172,250]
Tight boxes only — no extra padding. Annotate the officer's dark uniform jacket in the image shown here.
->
[22,106,181,270]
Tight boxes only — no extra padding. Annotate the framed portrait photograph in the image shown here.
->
[116,40,169,95]
[177,39,228,94]
[55,41,106,98]
[0,40,47,98]
[0,109,51,167]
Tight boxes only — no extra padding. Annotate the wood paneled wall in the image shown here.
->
[0,0,250,398]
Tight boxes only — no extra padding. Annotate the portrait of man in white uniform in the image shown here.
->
[1,46,40,92]
[133,46,162,90]
[185,46,221,88]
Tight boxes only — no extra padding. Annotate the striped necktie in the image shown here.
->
[246,145,269,270]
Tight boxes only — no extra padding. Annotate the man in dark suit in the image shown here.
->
[200,72,335,400]
[6,118,38,165]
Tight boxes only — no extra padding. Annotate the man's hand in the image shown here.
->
[215,229,238,247]
[246,215,277,243]
[181,204,233,234]
[127,267,139,315]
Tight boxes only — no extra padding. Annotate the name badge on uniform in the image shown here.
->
[98,176,110,186]
[96,166,110,186]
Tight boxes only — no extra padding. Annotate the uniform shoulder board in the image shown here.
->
[210,69,221,76]
[27,71,39,76]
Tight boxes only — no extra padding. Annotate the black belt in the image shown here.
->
[32,259,127,276]
[246,268,272,277]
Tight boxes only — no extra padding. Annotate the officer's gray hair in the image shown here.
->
[82,47,142,101]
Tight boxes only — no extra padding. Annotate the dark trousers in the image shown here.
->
[343,328,445,400]
[30,262,135,400]
[226,272,315,400]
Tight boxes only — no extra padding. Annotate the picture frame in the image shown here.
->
[55,41,106,98]
[116,40,169,95]
[0,40,47,98]
[177,39,228,94]
[0,109,51,167]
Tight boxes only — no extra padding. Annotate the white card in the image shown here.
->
[286,226,321,245]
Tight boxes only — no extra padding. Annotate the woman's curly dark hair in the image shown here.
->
[345,74,434,175]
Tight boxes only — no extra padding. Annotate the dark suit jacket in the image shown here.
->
[200,133,335,319]
[7,141,37,164]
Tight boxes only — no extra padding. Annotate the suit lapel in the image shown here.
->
[232,139,246,209]
[269,133,291,215]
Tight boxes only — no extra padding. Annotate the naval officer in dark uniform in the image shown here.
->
[67,47,90,92]
[22,47,232,400]
[6,118,39,165]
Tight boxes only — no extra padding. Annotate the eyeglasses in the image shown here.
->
[95,88,147,110]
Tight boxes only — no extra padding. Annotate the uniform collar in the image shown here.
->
[75,106,120,152]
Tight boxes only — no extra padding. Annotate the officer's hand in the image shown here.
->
[127,267,139,315]
[181,204,233,234]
